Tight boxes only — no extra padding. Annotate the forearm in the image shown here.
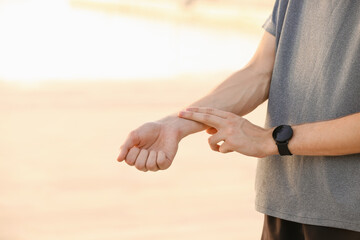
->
[162,66,271,140]
[188,66,271,116]
[266,113,360,156]
[162,31,276,139]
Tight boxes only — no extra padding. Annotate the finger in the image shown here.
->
[157,151,172,170]
[206,127,217,135]
[117,149,127,162]
[208,134,224,152]
[118,131,140,162]
[186,107,230,118]
[125,147,140,166]
[178,111,223,128]
[219,142,234,154]
[146,150,159,172]
[135,149,149,172]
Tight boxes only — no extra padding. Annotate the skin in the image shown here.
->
[117,31,360,172]
[178,107,360,157]
[178,107,274,158]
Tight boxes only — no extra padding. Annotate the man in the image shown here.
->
[117,0,360,239]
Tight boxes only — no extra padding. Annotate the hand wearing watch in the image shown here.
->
[272,125,293,156]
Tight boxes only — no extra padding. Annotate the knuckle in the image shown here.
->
[129,130,136,137]
[227,112,236,118]
[203,114,210,120]
[206,108,214,114]
[227,118,236,126]
[184,112,192,118]
[129,130,139,140]
[225,127,235,135]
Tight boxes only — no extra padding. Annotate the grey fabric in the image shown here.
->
[255,0,360,232]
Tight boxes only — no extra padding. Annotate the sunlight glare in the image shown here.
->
[0,0,258,84]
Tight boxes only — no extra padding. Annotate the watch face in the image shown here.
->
[273,125,293,143]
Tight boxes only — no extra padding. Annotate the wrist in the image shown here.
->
[158,113,206,140]
[263,127,278,157]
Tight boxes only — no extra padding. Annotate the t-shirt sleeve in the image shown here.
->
[262,0,281,37]
[262,14,276,36]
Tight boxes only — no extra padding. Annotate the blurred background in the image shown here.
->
[0,0,273,239]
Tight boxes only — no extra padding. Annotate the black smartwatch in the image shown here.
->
[272,125,293,156]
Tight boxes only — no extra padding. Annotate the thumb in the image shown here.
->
[218,142,233,154]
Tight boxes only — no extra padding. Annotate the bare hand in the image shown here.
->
[117,120,181,172]
[178,107,275,158]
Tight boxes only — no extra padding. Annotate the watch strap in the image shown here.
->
[276,142,292,156]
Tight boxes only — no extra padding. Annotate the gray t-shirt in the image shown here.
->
[255,0,360,232]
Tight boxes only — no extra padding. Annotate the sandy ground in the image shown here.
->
[0,73,268,240]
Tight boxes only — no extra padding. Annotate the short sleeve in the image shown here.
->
[262,0,283,37]
[262,14,276,36]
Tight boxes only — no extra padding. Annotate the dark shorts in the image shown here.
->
[261,215,360,240]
